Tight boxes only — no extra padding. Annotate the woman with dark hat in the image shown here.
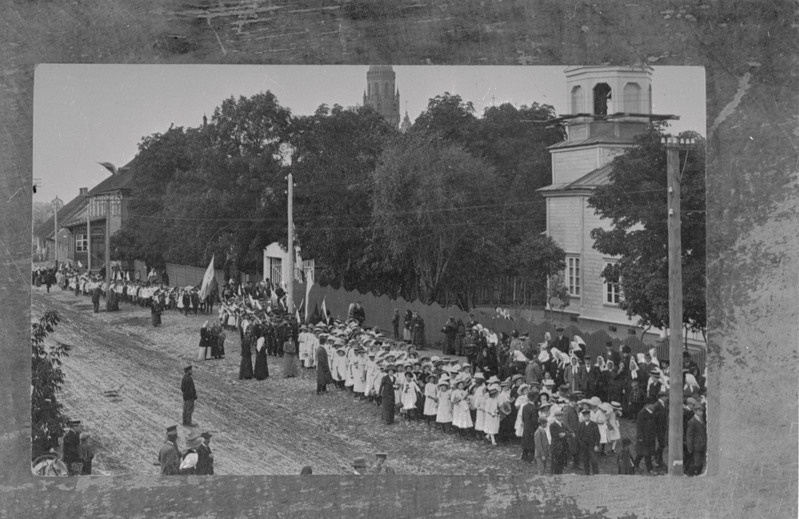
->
[379,364,397,424]
[239,324,254,380]
[254,325,270,380]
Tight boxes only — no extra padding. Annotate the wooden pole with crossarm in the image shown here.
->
[663,135,695,476]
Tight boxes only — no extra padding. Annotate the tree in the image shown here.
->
[372,133,504,306]
[506,233,567,307]
[588,126,706,334]
[290,104,397,292]
[547,273,571,318]
[31,311,69,458]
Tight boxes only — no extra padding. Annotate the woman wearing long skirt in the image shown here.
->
[282,337,298,378]
[197,321,211,361]
[239,329,253,380]
[254,332,269,380]
[483,385,501,445]
[379,366,397,424]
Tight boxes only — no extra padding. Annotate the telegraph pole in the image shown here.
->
[104,195,111,305]
[663,135,694,476]
[286,172,295,314]
[86,196,92,272]
[52,197,63,265]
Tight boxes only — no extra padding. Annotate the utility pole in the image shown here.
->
[52,197,63,265]
[104,195,111,307]
[86,196,91,272]
[663,135,694,476]
[286,172,294,314]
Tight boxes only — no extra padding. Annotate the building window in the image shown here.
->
[604,262,621,305]
[593,83,612,116]
[623,82,642,113]
[567,256,581,297]
[571,85,584,114]
[269,257,282,287]
[111,199,120,216]
[75,234,87,252]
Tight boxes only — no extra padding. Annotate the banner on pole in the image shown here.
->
[321,297,329,325]
[199,255,215,301]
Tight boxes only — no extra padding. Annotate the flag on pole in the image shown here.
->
[98,162,118,175]
[304,269,314,324]
[198,255,215,301]
[321,297,329,325]
[296,307,301,323]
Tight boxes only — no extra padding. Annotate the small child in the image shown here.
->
[533,417,550,475]
[435,379,453,433]
[401,371,420,422]
[451,380,473,437]
[423,374,439,427]
[617,438,635,475]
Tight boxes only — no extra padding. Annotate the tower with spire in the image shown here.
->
[363,65,400,128]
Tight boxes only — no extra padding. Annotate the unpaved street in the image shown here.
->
[33,286,636,475]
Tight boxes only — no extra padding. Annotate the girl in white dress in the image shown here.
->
[514,385,530,438]
[589,397,608,455]
[400,371,420,422]
[451,380,473,435]
[603,402,621,453]
[435,378,453,432]
[472,377,487,436]
[483,384,501,445]
[423,374,439,426]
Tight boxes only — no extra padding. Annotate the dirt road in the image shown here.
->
[33,285,640,476]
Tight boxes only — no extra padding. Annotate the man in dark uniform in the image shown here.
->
[585,356,599,398]
[181,365,197,427]
[549,409,571,474]
[91,287,102,313]
[62,419,81,475]
[686,403,706,476]
[576,408,601,475]
[652,390,669,470]
[158,425,181,475]
[550,327,570,354]
[634,396,658,475]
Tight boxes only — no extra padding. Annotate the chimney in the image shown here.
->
[79,187,88,196]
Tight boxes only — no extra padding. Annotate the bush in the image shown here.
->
[31,311,69,459]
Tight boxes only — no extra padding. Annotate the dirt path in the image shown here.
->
[33,286,641,476]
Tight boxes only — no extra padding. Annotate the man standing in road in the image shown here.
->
[181,365,197,427]
[158,425,181,476]
[549,409,571,474]
[62,419,81,475]
[652,390,669,470]
[634,396,658,475]
[91,286,102,313]
[686,403,707,476]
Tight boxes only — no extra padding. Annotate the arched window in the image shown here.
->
[571,85,584,114]
[593,83,612,116]
[623,82,642,113]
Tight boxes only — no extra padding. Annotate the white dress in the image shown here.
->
[514,397,529,437]
[591,408,608,444]
[353,357,367,394]
[483,395,500,435]
[423,383,439,416]
[473,386,487,432]
[435,389,453,423]
[401,380,419,410]
[606,410,621,442]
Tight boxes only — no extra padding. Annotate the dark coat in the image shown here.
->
[635,407,657,456]
[379,374,396,423]
[254,338,269,380]
[315,345,333,385]
[62,429,80,464]
[576,420,600,449]
[181,374,196,401]
[158,441,181,475]
[617,447,636,474]
[653,399,668,441]
[551,335,570,353]
[521,403,538,451]
[564,365,588,393]
[685,416,707,453]
[549,420,569,458]
[196,444,214,475]
[239,334,253,379]
[585,366,600,397]
[563,404,580,452]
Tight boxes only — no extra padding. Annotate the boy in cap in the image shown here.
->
[158,425,181,476]
[533,417,551,475]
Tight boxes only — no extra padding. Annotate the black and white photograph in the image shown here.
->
[30,64,708,477]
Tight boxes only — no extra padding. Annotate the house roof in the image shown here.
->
[34,193,89,240]
[538,164,613,194]
[87,164,135,196]
[548,135,634,151]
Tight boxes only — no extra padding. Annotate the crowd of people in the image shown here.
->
[35,263,707,476]
[302,312,707,476]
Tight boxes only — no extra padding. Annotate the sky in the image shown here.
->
[33,64,705,204]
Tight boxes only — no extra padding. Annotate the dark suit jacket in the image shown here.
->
[586,367,600,396]
[653,399,668,440]
[181,374,196,401]
[686,416,707,453]
[576,420,600,449]
[636,407,657,455]
[521,403,538,450]
[551,335,570,353]
[549,421,569,457]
